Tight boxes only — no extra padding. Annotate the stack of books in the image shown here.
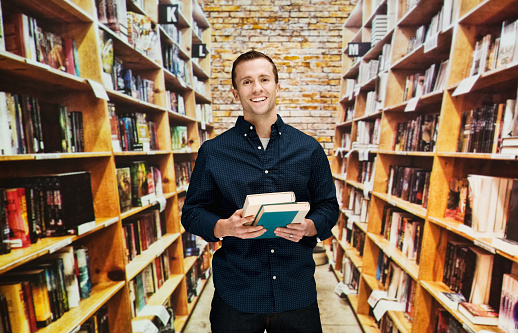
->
[371,15,388,46]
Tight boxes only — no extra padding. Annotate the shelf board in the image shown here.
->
[389,310,413,333]
[107,89,167,113]
[399,0,444,26]
[99,24,161,71]
[145,274,184,307]
[0,51,88,92]
[372,192,427,219]
[126,233,181,281]
[183,255,198,272]
[12,0,93,24]
[391,27,453,71]
[377,150,435,157]
[113,150,171,157]
[436,151,518,160]
[459,0,518,25]
[38,281,126,333]
[384,89,444,113]
[428,216,518,262]
[0,217,117,275]
[0,152,113,162]
[120,193,175,220]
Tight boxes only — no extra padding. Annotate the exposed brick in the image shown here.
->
[199,0,352,155]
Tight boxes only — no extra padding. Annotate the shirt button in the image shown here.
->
[250,126,253,130]
[258,146,262,150]
[271,249,275,253]
[273,276,277,280]
[265,170,269,174]
[244,134,247,137]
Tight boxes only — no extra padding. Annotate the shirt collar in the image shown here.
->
[235,115,286,138]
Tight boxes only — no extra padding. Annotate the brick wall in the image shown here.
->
[198,0,354,155]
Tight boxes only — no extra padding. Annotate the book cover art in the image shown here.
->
[117,167,132,213]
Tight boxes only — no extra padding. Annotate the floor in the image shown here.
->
[182,263,363,333]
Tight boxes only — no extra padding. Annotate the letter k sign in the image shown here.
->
[159,4,179,24]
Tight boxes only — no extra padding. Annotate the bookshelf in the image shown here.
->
[332,0,518,332]
[0,0,213,332]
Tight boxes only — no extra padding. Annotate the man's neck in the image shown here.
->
[245,112,277,138]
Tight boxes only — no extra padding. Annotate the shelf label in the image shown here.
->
[193,44,208,58]
[405,97,419,112]
[473,239,496,254]
[49,238,73,254]
[132,319,158,333]
[492,153,516,160]
[87,79,109,100]
[452,74,480,96]
[35,153,62,160]
[424,34,438,53]
[461,323,477,333]
[138,305,171,326]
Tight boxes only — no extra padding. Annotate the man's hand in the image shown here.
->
[214,209,266,239]
[274,218,317,242]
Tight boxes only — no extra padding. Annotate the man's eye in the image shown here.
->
[262,78,269,82]
[243,80,251,85]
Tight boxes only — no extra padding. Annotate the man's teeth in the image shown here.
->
[252,97,266,102]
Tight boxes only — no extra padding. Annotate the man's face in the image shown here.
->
[232,58,280,120]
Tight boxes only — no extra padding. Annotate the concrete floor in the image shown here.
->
[183,263,363,333]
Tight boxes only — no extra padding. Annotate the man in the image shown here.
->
[181,50,339,332]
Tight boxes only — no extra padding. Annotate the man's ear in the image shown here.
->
[232,89,239,101]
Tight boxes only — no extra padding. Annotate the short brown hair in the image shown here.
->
[231,50,279,89]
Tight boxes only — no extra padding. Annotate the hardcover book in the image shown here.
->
[242,191,296,219]
[252,201,310,239]
[458,302,499,326]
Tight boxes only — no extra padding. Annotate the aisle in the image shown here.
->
[183,264,362,333]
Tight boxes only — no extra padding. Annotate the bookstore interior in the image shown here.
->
[0,0,517,332]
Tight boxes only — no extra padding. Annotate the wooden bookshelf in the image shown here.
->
[332,0,518,332]
[0,0,213,332]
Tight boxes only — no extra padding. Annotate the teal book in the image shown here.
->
[252,202,310,239]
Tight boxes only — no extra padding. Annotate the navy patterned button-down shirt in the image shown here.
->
[181,115,339,313]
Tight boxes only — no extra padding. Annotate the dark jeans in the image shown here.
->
[210,291,323,333]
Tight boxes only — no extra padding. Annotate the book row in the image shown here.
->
[380,207,424,263]
[109,107,159,153]
[457,102,510,154]
[175,162,192,190]
[0,245,92,332]
[440,240,518,328]
[1,6,79,76]
[469,19,518,76]
[393,113,439,153]
[129,252,172,318]
[162,42,191,87]
[123,207,166,263]
[116,161,163,213]
[0,92,84,156]
[1,172,95,250]
[445,174,518,244]
[372,259,417,323]
[99,29,157,103]
[387,166,431,208]
[402,61,449,102]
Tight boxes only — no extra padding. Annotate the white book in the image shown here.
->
[496,20,517,68]
[242,191,296,218]
[0,92,12,155]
